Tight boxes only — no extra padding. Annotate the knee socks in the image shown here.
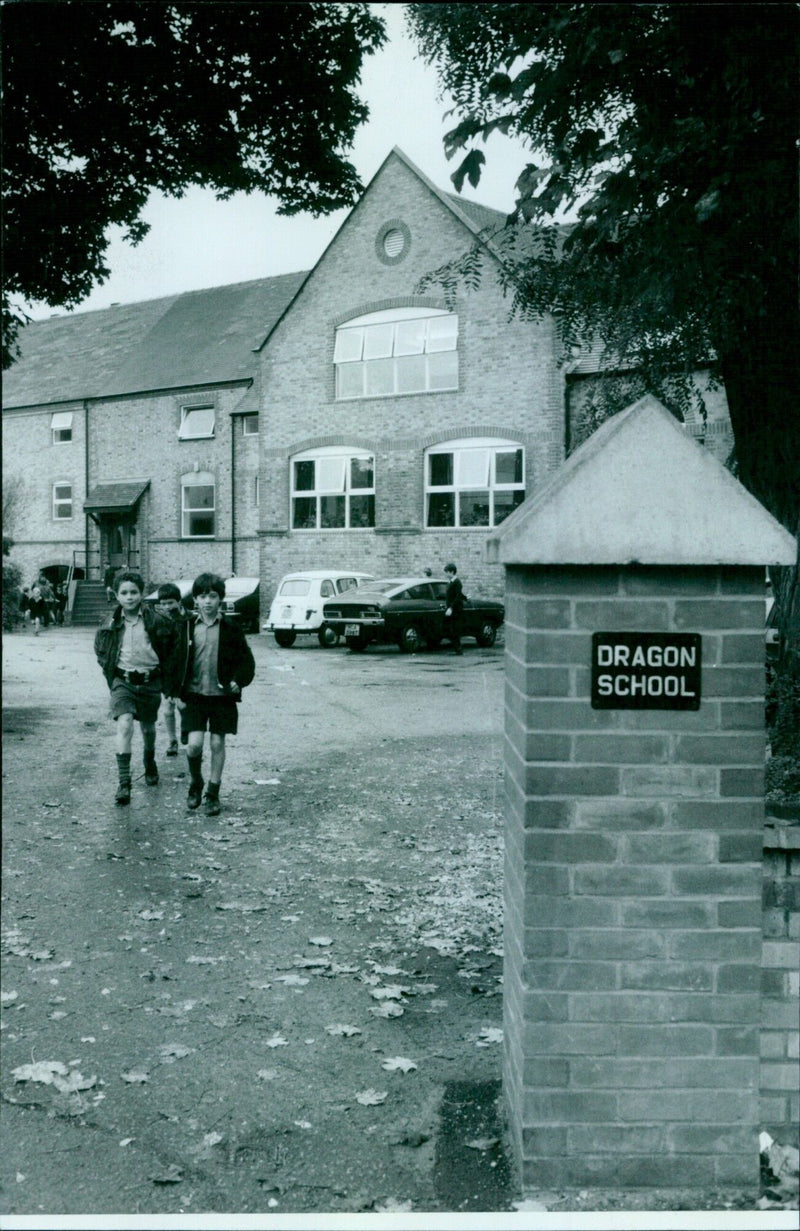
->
[116,752,131,784]
[187,754,203,785]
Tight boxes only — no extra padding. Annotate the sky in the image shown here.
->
[29,3,531,321]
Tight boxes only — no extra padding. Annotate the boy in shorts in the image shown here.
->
[95,570,181,804]
[155,582,189,756]
[176,573,255,816]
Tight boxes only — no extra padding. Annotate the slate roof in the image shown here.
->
[84,480,151,512]
[3,272,307,409]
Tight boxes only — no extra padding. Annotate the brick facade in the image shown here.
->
[503,565,766,1192]
[258,152,566,603]
[761,826,800,1139]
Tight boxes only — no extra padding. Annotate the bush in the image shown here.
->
[2,559,23,630]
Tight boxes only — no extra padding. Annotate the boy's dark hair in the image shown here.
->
[192,572,226,599]
[157,582,182,602]
[114,569,145,594]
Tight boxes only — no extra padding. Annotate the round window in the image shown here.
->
[375,219,411,266]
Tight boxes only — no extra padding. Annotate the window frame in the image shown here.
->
[334,307,458,401]
[51,411,73,444]
[181,474,216,539]
[52,481,73,520]
[424,438,525,530]
[178,403,216,441]
[289,446,375,532]
[242,416,259,436]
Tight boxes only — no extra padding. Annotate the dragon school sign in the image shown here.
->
[591,632,702,710]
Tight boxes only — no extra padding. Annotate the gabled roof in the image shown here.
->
[487,395,796,566]
[84,480,150,513]
[3,272,307,409]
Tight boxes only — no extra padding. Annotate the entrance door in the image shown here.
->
[107,522,132,570]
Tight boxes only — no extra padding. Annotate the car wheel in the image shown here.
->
[274,630,297,648]
[399,623,423,653]
[318,623,340,648]
[476,621,497,648]
[346,634,368,652]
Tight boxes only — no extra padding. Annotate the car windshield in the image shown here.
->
[355,580,405,595]
[280,579,311,596]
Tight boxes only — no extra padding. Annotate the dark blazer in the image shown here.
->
[178,614,255,701]
[446,576,465,615]
[95,604,181,694]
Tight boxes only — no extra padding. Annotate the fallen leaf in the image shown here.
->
[308,936,333,947]
[150,1164,183,1184]
[1,991,18,1004]
[248,981,272,990]
[355,1088,387,1106]
[265,1034,289,1048]
[381,1057,417,1073]
[257,1068,278,1081]
[119,1138,135,1147]
[274,974,309,987]
[325,1024,362,1037]
[466,1136,500,1151]
[158,1044,193,1061]
[475,1026,503,1047]
[369,1002,404,1019]
[137,910,164,921]
[217,902,267,913]
[12,1060,96,1094]
[186,955,226,965]
[292,956,330,968]
[375,1199,413,1212]
[294,1120,312,1129]
[370,964,408,976]
[370,985,408,1001]
[120,1070,149,1084]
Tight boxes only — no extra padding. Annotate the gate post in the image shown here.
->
[487,396,795,1196]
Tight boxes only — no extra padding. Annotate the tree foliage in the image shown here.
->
[408,2,800,531]
[2,0,386,367]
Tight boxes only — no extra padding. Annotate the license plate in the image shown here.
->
[345,624,361,637]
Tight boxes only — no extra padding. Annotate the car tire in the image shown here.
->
[346,634,368,652]
[399,623,423,653]
[318,623,339,648]
[274,630,297,648]
[476,621,497,648]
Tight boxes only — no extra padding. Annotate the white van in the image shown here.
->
[264,570,374,647]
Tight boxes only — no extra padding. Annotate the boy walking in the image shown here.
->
[95,570,181,804]
[154,582,189,756]
[177,573,255,816]
[444,561,465,655]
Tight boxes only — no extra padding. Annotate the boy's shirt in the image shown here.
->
[190,617,227,696]
[117,612,161,672]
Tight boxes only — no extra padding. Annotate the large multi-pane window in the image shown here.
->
[52,482,73,519]
[181,472,215,537]
[334,307,458,400]
[290,447,375,530]
[425,439,525,528]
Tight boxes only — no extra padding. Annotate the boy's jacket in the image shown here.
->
[94,604,182,695]
[177,613,256,700]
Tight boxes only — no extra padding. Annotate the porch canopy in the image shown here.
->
[83,480,150,517]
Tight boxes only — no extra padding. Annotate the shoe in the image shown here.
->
[144,759,159,786]
[165,741,179,758]
[187,779,204,809]
[203,791,221,817]
[115,780,131,805]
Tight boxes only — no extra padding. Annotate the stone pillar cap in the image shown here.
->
[487,395,796,566]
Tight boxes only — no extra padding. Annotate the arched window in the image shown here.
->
[290,447,375,530]
[181,471,215,538]
[425,438,525,528]
[334,307,458,400]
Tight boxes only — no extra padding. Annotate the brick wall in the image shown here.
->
[761,826,800,1141]
[503,564,765,1193]
[258,153,566,607]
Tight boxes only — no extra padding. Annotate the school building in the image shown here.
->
[2,148,733,608]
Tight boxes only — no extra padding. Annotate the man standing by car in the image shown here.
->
[444,562,465,656]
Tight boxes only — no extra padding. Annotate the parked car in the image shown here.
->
[323,576,504,653]
[143,576,259,632]
[220,576,260,633]
[264,570,375,647]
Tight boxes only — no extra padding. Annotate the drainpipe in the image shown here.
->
[83,399,90,578]
[231,413,236,574]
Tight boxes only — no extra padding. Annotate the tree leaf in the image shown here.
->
[325,1023,362,1037]
[355,1088,387,1106]
[381,1057,417,1073]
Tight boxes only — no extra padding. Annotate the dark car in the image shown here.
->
[323,576,504,653]
[143,576,259,633]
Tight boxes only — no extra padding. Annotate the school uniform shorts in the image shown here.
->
[182,692,239,736]
[109,677,162,724]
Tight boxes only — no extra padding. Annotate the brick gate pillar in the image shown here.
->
[486,396,795,1196]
